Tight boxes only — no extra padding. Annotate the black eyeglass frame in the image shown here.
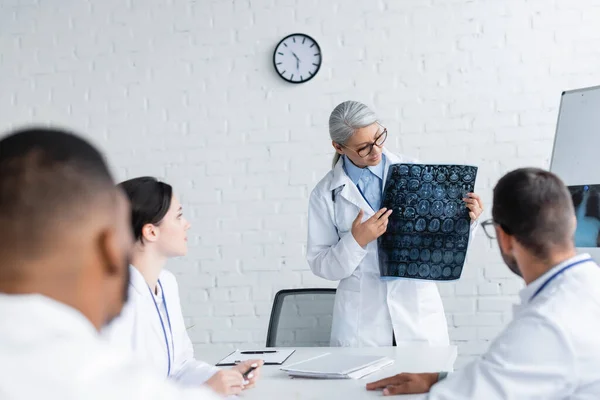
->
[481,218,512,240]
[338,126,388,158]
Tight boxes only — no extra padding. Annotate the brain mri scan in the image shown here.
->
[378,163,478,281]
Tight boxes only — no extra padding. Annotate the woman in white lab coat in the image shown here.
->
[103,177,262,396]
[307,101,484,347]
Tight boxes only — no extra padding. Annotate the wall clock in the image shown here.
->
[273,33,322,84]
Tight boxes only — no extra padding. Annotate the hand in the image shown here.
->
[463,192,483,222]
[366,372,439,396]
[231,359,264,390]
[205,369,245,396]
[351,208,393,248]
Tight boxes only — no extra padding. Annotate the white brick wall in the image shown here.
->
[2,0,600,368]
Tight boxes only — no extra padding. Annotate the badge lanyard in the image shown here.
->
[530,257,593,302]
[148,280,174,376]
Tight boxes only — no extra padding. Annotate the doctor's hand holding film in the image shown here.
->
[464,193,484,223]
[352,208,394,248]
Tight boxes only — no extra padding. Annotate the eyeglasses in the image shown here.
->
[340,127,388,158]
[482,219,512,240]
[481,219,497,240]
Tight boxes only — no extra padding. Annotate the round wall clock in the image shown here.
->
[273,33,322,84]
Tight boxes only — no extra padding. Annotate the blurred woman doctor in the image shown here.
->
[103,177,262,396]
[307,101,484,347]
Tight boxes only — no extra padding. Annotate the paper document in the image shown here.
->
[280,353,394,379]
[216,348,296,366]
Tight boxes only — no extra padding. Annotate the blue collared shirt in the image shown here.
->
[343,155,385,211]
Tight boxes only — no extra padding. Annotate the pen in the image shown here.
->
[242,365,258,379]
[240,350,277,354]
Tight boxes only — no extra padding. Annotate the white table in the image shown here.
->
[200,345,457,399]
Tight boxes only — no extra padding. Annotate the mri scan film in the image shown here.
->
[378,164,478,281]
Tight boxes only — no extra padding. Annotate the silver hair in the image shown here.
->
[329,101,379,168]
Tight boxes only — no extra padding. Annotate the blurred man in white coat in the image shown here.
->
[0,127,220,400]
[367,168,600,399]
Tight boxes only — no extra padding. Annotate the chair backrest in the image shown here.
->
[266,288,336,347]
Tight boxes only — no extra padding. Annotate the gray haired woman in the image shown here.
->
[306,100,483,347]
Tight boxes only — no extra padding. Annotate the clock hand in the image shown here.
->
[291,52,301,70]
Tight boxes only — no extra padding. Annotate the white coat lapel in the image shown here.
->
[129,265,170,367]
[328,149,415,214]
[328,156,374,214]
[339,180,374,214]
[128,265,148,297]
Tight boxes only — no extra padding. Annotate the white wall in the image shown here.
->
[1,0,600,367]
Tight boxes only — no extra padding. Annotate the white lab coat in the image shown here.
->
[428,254,600,399]
[103,266,219,386]
[0,293,219,400]
[307,148,477,347]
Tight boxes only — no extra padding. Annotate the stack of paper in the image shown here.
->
[280,353,393,379]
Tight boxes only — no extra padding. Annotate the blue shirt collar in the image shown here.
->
[343,154,385,185]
